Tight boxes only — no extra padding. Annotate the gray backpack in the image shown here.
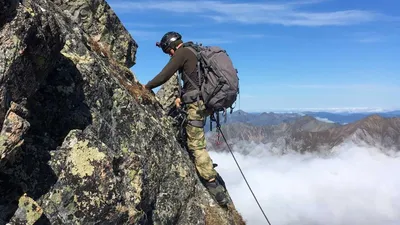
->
[180,42,239,113]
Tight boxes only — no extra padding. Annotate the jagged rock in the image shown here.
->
[0,0,64,127]
[8,194,44,225]
[0,0,18,29]
[0,0,244,224]
[156,71,180,114]
[0,102,30,167]
[48,0,138,68]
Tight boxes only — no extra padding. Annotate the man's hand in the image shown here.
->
[175,98,182,108]
[142,84,147,90]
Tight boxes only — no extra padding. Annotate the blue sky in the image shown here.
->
[107,0,400,112]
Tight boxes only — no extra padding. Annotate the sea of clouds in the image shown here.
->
[209,142,400,225]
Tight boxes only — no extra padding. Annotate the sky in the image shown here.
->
[209,141,400,225]
[107,0,400,112]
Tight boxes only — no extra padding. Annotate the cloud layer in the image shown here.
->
[209,142,400,225]
[110,0,389,26]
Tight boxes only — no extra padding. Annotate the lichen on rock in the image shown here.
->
[0,0,245,224]
[9,193,43,225]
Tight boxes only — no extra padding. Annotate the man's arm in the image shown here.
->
[145,52,186,89]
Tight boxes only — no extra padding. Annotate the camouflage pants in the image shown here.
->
[185,100,217,181]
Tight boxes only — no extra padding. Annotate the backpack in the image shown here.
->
[179,42,239,114]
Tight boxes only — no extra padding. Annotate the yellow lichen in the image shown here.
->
[17,194,43,225]
[61,40,93,64]
[0,135,8,158]
[121,143,129,154]
[24,7,35,16]
[128,167,143,206]
[49,191,62,205]
[172,164,187,178]
[61,50,94,64]
[67,140,106,177]
[12,35,20,45]
[119,165,144,222]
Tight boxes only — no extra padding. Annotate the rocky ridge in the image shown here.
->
[0,0,244,224]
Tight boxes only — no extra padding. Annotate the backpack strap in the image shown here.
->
[177,70,182,97]
[184,45,202,90]
[180,43,203,106]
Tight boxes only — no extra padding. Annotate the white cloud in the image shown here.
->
[109,0,389,26]
[209,141,400,225]
[315,117,335,123]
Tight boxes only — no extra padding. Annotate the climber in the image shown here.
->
[142,31,230,206]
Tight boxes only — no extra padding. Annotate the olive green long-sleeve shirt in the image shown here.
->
[145,47,199,92]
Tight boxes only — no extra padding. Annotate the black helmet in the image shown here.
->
[156,31,182,54]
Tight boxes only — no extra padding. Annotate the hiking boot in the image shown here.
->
[205,180,229,206]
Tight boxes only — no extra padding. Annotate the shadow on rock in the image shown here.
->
[35,213,51,225]
[0,0,18,29]
[0,54,92,222]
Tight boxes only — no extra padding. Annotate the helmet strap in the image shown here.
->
[170,39,183,51]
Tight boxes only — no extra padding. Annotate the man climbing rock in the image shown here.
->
[142,31,230,206]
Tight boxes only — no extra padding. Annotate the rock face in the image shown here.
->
[0,0,244,224]
[208,114,400,153]
[49,0,138,68]
[156,71,180,114]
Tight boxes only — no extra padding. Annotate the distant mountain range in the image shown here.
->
[204,109,400,132]
[206,114,400,154]
[204,110,300,132]
[302,110,400,124]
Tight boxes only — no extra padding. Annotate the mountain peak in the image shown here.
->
[234,109,248,115]
[362,114,384,122]
[351,114,387,128]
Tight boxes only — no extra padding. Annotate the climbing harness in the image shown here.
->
[211,112,272,225]
[167,106,188,147]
